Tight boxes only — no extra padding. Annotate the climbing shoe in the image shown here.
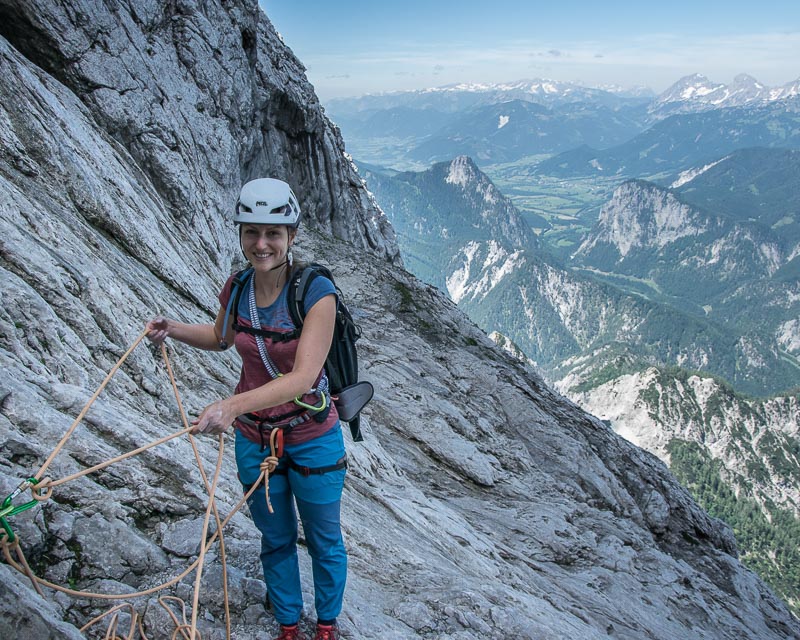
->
[273,624,308,640]
[313,623,340,640]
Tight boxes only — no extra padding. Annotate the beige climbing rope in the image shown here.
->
[261,426,282,514]
[0,328,277,640]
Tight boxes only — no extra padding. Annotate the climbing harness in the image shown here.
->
[236,413,348,483]
[0,329,283,640]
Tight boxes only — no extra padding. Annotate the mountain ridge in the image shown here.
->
[652,73,800,117]
[573,178,800,391]
[366,157,800,397]
[535,100,800,178]
[566,366,800,513]
[328,74,799,114]
[668,147,800,251]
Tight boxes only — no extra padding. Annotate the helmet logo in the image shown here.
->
[256,200,268,206]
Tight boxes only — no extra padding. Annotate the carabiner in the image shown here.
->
[292,391,327,413]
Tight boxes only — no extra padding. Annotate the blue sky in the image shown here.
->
[260,0,799,101]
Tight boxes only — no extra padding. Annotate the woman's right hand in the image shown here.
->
[146,316,170,344]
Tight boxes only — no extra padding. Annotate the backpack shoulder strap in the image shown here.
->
[219,267,253,350]
[287,264,326,328]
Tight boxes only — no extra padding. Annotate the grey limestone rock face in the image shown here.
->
[0,564,86,640]
[0,1,798,639]
[0,0,399,288]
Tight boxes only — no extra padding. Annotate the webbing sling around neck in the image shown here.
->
[219,268,300,350]
[245,272,331,418]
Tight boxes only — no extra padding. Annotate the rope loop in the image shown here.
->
[172,623,198,640]
[260,456,280,475]
[31,477,53,502]
[259,456,279,514]
[258,427,285,514]
[80,603,138,640]
[159,595,198,640]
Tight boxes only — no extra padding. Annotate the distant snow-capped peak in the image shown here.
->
[770,78,800,100]
[425,78,587,95]
[658,74,725,102]
[653,73,797,113]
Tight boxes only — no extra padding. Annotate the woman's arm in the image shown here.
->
[191,293,337,433]
[147,306,232,352]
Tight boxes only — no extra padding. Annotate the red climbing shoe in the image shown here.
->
[273,624,308,640]
[313,623,340,640]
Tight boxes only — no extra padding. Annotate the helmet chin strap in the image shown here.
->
[262,257,290,290]
[269,258,289,272]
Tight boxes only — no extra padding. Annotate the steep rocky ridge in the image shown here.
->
[1,2,800,640]
[0,0,400,279]
[360,156,534,292]
[576,180,784,282]
[562,367,800,612]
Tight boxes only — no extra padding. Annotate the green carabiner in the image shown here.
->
[293,391,328,413]
[1,516,14,542]
[0,478,43,543]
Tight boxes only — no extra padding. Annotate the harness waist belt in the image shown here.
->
[240,455,348,489]
[236,411,312,431]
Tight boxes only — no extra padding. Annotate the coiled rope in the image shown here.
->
[0,328,282,639]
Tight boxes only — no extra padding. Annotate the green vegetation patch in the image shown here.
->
[392,280,418,311]
[668,439,800,616]
[569,352,646,393]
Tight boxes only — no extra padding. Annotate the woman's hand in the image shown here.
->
[145,312,225,351]
[146,316,171,344]
[191,399,237,435]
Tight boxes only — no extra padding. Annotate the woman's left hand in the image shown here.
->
[191,399,236,435]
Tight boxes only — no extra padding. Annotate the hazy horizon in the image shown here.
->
[261,0,799,102]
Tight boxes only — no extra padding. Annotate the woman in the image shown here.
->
[147,178,346,640]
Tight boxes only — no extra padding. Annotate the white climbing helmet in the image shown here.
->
[234,178,301,228]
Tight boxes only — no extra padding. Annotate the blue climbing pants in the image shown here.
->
[235,424,347,625]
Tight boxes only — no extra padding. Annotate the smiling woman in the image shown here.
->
[236,182,300,295]
[146,178,346,640]
[240,224,294,280]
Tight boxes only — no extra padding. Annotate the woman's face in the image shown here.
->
[240,224,294,272]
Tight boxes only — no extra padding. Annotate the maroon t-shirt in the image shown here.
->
[218,272,339,445]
